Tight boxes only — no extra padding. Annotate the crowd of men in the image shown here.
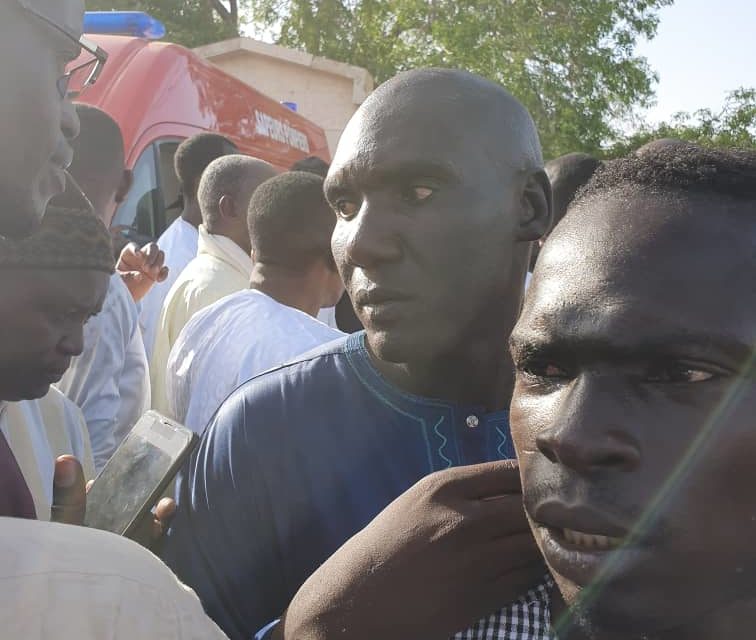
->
[1,1,755,639]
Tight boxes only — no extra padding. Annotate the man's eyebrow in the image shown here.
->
[326,158,460,191]
[510,332,755,366]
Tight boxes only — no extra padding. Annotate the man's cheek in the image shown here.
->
[510,389,548,456]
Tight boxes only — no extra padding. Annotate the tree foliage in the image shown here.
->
[607,88,756,156]
[86,0,248,48]
[245,0,673,158]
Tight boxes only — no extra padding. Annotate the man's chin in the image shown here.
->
[0,383,51,403]
[364,330,420,365]
[554,573,689,638]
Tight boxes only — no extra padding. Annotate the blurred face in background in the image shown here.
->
[0,0,84,238]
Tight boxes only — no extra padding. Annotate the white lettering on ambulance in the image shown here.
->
[254,110,311,153]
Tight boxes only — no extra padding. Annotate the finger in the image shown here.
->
[465,495,531,538]
[155,497,177,529]
[435,459,522,500]
[86,479,94,493]
[141,242,161,268]
[117,244,143,271]
[157,265,170,283]
[51,455,87,525]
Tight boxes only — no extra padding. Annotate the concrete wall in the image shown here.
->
[195,38,374,155]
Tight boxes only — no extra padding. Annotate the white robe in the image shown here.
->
[139,217,199,360]
[150,226,254,416]
[166,289,344,433]
[57,274,150,471]
[0,517,229,639]
[0,387,95,521]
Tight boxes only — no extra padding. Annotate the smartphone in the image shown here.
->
[84,411,199,538]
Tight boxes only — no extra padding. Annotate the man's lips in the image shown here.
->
[353,287,414,307]
[532,500,647,584]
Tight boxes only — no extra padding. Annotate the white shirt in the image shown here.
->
[140,218,199,360]
[57,274,150,471]
[317,306,338,329]
[150,227,254,416]
[0,388,95,520]
[167,289,344,432]
[0,517,229,639]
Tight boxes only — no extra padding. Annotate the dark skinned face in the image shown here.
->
[325,95,534,365]
[0,0,84,237]
[510,192,756,637]
[0,268,108,401]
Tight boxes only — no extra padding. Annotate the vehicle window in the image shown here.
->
[156,140,182,229]
[112,145,159,239]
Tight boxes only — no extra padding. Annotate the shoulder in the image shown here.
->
[210,333,360,424]
[102,275,140,330]
[0,518,227,639]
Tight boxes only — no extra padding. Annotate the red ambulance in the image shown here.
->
[72,32,330,241]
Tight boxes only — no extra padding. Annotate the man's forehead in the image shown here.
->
[329,111,484,188]
[518,206,756,352]
[26,0,84,37]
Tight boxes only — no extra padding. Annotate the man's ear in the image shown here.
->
[218,194,236,220]
[516,169,552,242]
[115,169,134,204]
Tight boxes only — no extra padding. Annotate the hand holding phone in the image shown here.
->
[84,411,198,539]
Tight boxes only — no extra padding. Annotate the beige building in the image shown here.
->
[194,37,374,155]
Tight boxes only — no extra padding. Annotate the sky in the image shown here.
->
[637,0,756,124]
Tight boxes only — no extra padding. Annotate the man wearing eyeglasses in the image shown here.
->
[0,2,230,638]
[0,0,106,239]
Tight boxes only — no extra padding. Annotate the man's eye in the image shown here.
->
[519,361,571,380]
[412,186,434,201]
[403,185,434,204]
[335,200,360,220]
[645,364,716,384]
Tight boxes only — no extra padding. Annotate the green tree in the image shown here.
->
[608,88,756,156]
[86,0,248,48]
[245,0,673,158]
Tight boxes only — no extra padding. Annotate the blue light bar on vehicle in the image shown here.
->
[83,12,166,40]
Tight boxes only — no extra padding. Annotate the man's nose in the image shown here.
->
[58,327,84,358]
[342,199,403,269]
[60,98,80,142]
[536,375,641,474]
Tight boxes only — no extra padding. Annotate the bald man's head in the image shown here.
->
[336,68,543,179]
[326,68,551,363]
[198,155,277,254]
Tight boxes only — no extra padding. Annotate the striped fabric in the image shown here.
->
[453,578,556,640]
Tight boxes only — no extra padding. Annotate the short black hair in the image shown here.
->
[574,144,756,207]
[545,152,602,229]
[174,133,238,200]
[198,155,276,229]
[70,104,125,177]
[290,156,330,178]
[248,171,336,271]
[52,104,125,213]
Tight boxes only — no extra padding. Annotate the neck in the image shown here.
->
[204,223,249,254]
[368,314,515,411]
[180,200,202,228]
[249,263,324,318]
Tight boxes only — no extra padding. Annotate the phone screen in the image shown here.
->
[84,412,197,536]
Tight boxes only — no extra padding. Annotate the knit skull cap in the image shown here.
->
[0,206,115,273]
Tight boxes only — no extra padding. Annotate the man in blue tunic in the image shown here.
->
[163,67,553,639]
